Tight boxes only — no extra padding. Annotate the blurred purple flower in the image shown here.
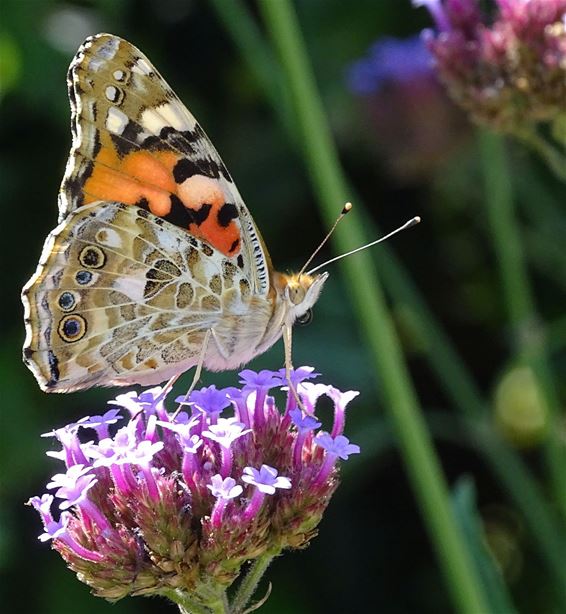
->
[347,35,433,94]
[347,34,468,181]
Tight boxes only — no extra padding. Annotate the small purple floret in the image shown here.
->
[242,465,292,495]
[277,366,320,387]
[38,510,71,542]
[289,409,321,433]
[208,475,243,500]
[176,385,231,419]
[110,386,165,417]
[316,433,361,460]
[202,418,251,448]
[239,369,283,391]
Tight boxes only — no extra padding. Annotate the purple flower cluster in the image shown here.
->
[28,367,359,607]
[414,0,566,132]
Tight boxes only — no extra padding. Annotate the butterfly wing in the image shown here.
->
[23,201,255,392]
[60,33,271,295]
[23,33,281,391]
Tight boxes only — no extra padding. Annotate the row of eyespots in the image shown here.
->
[55,244,105,343]
[56,289,86,342]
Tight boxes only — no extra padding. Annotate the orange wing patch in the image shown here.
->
[82,143,241,257]
[178,175,240,256]
[83,148,177,214]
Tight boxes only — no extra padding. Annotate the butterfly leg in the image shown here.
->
[211,328,230,360]
[282,324,305,411]
[171,329,212,420]
[157,374,181,403]
[130,373,181,421]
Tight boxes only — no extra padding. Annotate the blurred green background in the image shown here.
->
[1,1,565,613]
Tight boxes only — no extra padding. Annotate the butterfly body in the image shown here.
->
[22,34,327,393]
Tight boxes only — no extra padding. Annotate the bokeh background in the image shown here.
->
[1,1,565,613]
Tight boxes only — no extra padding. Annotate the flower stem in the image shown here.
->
[479,130,566,525]
[257,2,490,612]
[230,552,275,614]
[162,588,221,614]
[514,127,566,182]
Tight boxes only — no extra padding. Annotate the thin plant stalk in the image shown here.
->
[479,130,566,525]
[257,1,490,612]
[231,553,275,614]
[514,128,566,182]
[161,589,223,614]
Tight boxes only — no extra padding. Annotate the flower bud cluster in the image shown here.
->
[28,367,360,607]
[414,0,566,132]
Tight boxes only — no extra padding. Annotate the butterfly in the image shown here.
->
[22,33,327,393]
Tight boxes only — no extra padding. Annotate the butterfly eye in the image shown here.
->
[288,285,306,305]
[296,308,313,326]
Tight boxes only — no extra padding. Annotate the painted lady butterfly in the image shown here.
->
[22,34,327,393]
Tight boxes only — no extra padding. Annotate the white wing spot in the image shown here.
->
[97,37,119,60]
[95,228,122,248]
[105,85,119,102]
[139,108,167,133]
[132,58,153,75]
[156,101,194,131]
[114,275,147,303]
[88,57,105,72]
[106,107,128,135]
[113,69,125,81]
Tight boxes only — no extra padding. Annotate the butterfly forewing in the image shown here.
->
[60,33,270,295]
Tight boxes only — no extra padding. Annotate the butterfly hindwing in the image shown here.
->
[23,201,253,392]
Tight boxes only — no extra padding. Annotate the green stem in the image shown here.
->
[161,588,224,614]
[230,552,275,614]
[514,128,566,182]
[439,415,566,600]
[258,2,490,612]
[548,313,566,353]
[479,130,566,525]
[207,0,288,130]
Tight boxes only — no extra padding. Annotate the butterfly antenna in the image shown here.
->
[307,216,421,275]
[298,202,353,279]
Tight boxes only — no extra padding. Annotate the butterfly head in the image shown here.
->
[273,271,329,326]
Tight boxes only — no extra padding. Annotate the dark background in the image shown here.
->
[1,1,565,613]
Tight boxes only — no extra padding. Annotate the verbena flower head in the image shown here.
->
[28,367,360,610]
[414,0,566,133]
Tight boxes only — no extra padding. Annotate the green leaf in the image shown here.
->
[452,477,518,614]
